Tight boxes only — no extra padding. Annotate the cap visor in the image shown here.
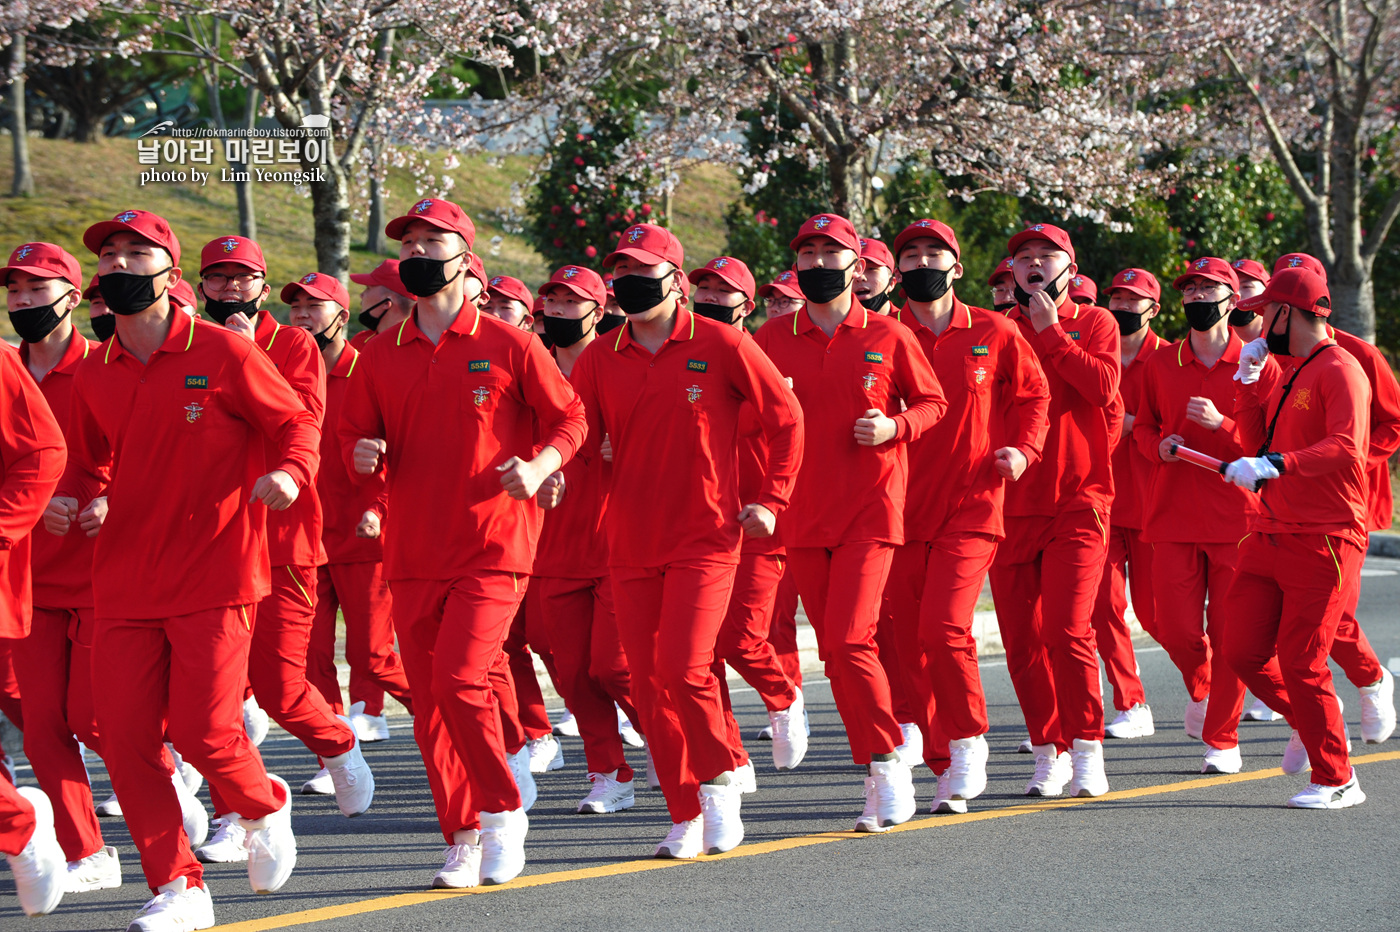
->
[1235,292,1270,313]
[200,256,265,275]
[1107,285,1156,301]
[280,282,342,305]
[385,214,462,241]
[0,264,79,289]
[602,245,668,268]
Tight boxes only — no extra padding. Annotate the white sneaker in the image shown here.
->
[698,780,744,854]
[1184,696,1209,739]
[896,723,923,766]
[1201,745,1242,774]
[854,775,883,833]
[870,758,917,827]
[754,724,774,741]
[65,845,121,893]
[326,724,375,817]
[1017,737,1033,754]
[1069,739,1110,797]
[804,708,811,737]
[1243,697,1284,722]
[195,818,248,863]
[1025,744,1072,797]
[7,787,65,916]
[347,701,391,743]
[1105,703,1155,739]
[653,817,702,859]
[645,747,660,789]
[733,760,757,794]
[577,771,635,814]
[172,771,208,848]
[243,696,269,747]
[946,735,989,801]
[478,808,527,885]
[432,837,481,888]
[527,734,564,774]
[1282,731,1311,774]
[552,708,580,738]
[96,793,123,818]
[769,690,808,770]
[126,880,214,931]
[1359,669,1397,744]
[240,774,296,894]
[167,743,203,797]
[509,747,537,812]
[617,706,644,749]
[300,768,333,796]
[931,769,968,814]
[1288,769,1366,809]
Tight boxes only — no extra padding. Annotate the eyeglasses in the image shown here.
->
[202,272,265,290]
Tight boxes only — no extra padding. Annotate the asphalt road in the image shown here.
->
[7,556,1400,932]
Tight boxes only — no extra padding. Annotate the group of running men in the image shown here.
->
[0,198,1395,932]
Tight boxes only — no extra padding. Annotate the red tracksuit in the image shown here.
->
[1134,335,1274,749]
[574,308,802,822]
[1090,330,1166,713]
[755,304,946,764]
[990,301,1122,751]
[884,300,1050,771]
[1224,341,1371,788]
[60,313,316,890]
[307,343,412,720]
[339,304,585,835]
[769,569,801,687]
[507,590,560,744]
[0,777,37,856]
[14,334,106,863]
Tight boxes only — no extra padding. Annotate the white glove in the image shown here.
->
[1224,456,1280,488]
[1234,337,1269,384]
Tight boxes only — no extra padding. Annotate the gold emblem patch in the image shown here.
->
[687,384,703,403]
[1292,388,1312,411]
[184,403,203,423]
[473,387,492,407]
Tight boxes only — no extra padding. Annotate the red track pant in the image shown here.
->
[308,561,413,718]
[1223,533,1360,788]
[1090,525,1150,710]
[0,637,20,730]
[1152,541,1245,749]
[875,586,919,725]
[1331,581,1384,688]
[0,777,36,856]
[94,607,285,891]
[713,552,797,714]
[393,573,525,836]
[990,510,1109,751]
[612,560,739,823]
[506,597,557,742]
[768,568,802,689]
[788,542,902,764]
[12,608,103,861]
[536,575,636,780]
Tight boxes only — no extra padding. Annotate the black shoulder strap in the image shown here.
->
[1257,343,1336,457]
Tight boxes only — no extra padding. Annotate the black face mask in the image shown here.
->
[611,273,671,315]
[9,292,74,344]
[90,313,117,342]
[901,267,952,304]
[1183,298,1228,332]
[542,312,596,348]
[796,262,854,305]
[98,269,171,316]
[858,292,891,313]
[596,314,627,335]
[312,319,343,351]
[1228,309,1256,328]
[358,298,391,333]
[1013,265,1069,308]
[537,330,555,351]
[992,301,1016,315]
[1266,306,1294,356]
[398,252,466,298]
[693,301,742,325]
[204,296,260,325]
[1111,309,1148,336]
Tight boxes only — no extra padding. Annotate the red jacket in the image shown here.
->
[1111,330,1169,530]
[338,303,587,581]
[891,299,1050,542]
[1330,328,1400,531]
[59,313,318,619]
[1002,302,1122,518]
[737,402,784,556]
[21,333,99,610]
[533,359,610,579]
[1235,341,1371,548]
[573,308,802,568]
[317,344,385,565]
[754,303,946,548]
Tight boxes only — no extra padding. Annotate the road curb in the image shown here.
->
[1369,531,1400,558]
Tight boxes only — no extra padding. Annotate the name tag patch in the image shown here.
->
[864,351,884,364]
[1066,331,1080,340]
[971,346,989,356]
[687,359,708,373]
[469,360,491,372]
[185,376,208,389]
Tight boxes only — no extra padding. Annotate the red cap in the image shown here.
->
[858,238,895,270]
[1007,223,1075,264]
[82,209,181,267]
[892,219,960,262]
[385,197,476,248]
[1237,266,1331,317]
[199,235,266,274]
[1172,256,1240,293]
[1273,253,1326,281]
[602,223,684,269]
[280,272,350,309]
[1231,258,1270,286]
[1106,268,1161,302]
[1068,273,1098,305]
[83,274,101,301]
[466,253,487,291]
[540,265,607,306]
[790,213,861,253]
[988,256,1015,286]
[758,268,804,301]
[170,279,197,311]
[1,242,82,290]
[531,296,544,316]
[349,260,411,300]
[487,275,534,308]
[693,256,756,301]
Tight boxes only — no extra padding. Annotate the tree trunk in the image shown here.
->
[310,157,352,279]
[366,141,386,253]
[8,35,34,197]
[1328,271,1375,343]
[236,85,258,239]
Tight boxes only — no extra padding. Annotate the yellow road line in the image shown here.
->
[216,750,1400,931]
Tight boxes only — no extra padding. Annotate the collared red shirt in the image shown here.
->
[1110,329,1168,530]
[754,302,946,547]
[59,312,319,619]
[317,344,384,564]
[892,298,1050,542]
[573,307,802,568]
[1329,328,1400,531]
[533,356,610,579]
[339,301,587,581]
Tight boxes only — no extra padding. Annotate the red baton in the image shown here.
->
[1168,443,1227,474]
